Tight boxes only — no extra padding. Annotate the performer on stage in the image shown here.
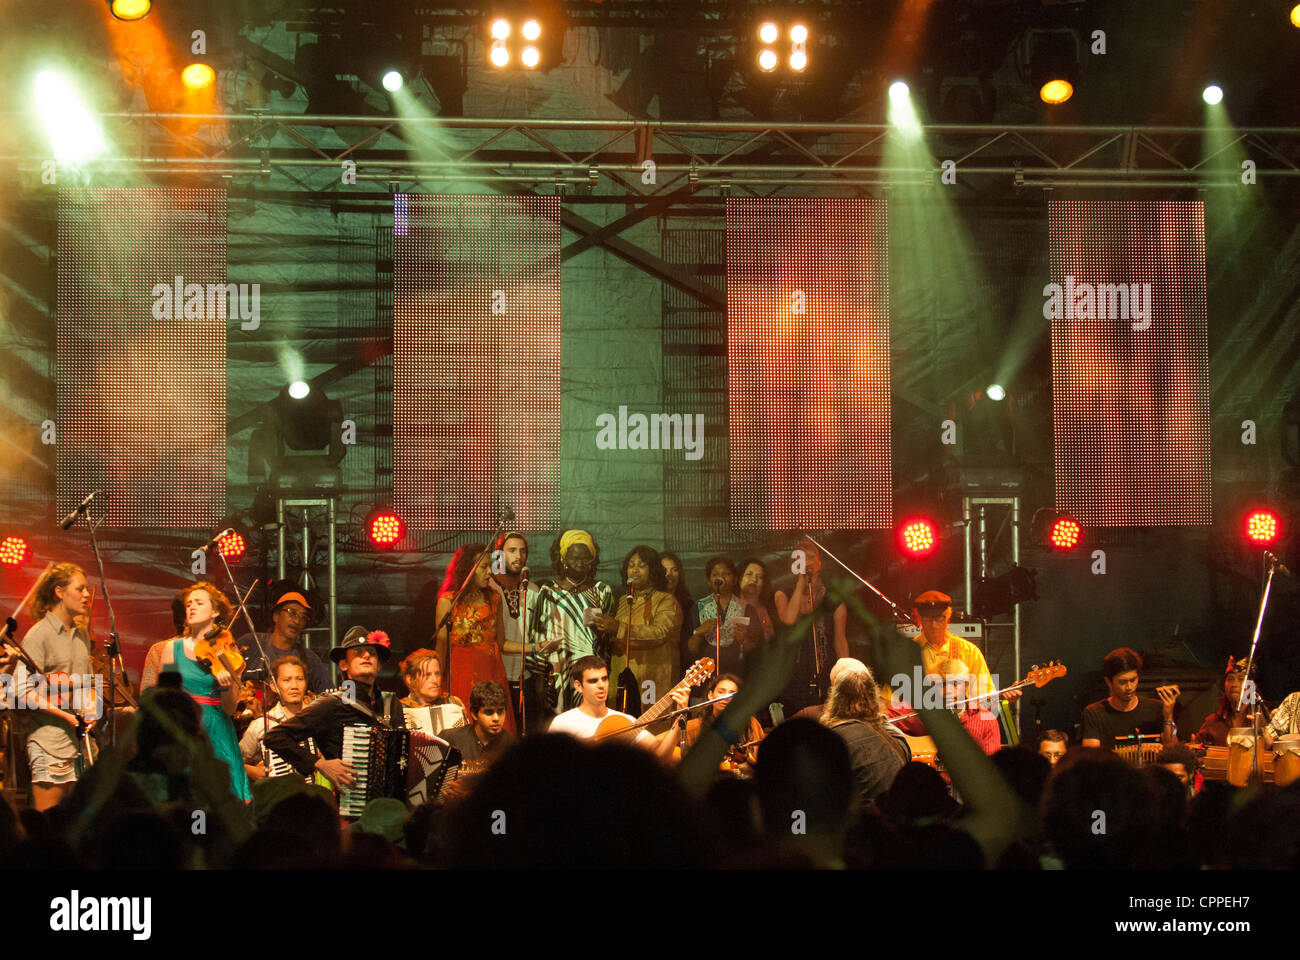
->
[490,531,543,731]
[1079,647,1179,750]
[547,655,684,759]
[1195,656,1253,746]
[399,648,467,723]
[595,545,681,713]
[139,581,251,803]
[239,655,313,782]
[16,563,94,811]
[681,673,765,775]
[536,530,614,713]
[774,541,847,713]
[262,627,402,791]
[442,680,515,771]
[883,658,1000,755]
[435,543,515,734]
[690,557,749,678]
[1264,689,1300,743]
[235,585,332,693]
[905,590,1014,705]
[738,557,778,648]
[661,551,699,680]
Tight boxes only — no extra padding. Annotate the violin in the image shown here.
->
[193,618,245,681]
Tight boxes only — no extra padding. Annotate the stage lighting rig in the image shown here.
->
[1031,509,1082,551]
[1244,508,1281,547]
[754,19,809,73]
[487,10,559,70]
[0,535,33,568]
[898,516,940,559]
[365,507,406,550]
[1022,28,1080,105]
[250,382,347,494]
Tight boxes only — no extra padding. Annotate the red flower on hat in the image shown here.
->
[366,630,391,648]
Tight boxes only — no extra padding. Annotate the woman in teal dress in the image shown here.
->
[140,581,251,802]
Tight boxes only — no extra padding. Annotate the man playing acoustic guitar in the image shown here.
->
[548,655,685,760]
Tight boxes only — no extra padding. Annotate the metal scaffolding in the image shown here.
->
[5,112,1300,193]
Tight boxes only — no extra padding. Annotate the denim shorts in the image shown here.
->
[27,740,80,785]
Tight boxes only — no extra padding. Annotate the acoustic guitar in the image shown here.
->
[593,658,716,742]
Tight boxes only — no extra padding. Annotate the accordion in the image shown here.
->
[403,703,468,737]
[338,723,460,818]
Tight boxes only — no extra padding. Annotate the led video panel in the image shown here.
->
[56,186,228,527]
[726,198,892,530]
[1049,199,1210,526]
[392,194,561,530]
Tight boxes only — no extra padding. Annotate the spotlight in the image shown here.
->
[491,18,511,39]
[490,42,509,67]
[898,517,938,558]
[1048,517,1083,551]
[522,19,541,41]
[1244,509,1280,546]
[521,46,540,68]
[790,24,808,44]
[889,80,910,102]
[214,528,247,563]
[759,49,778,72]
[1039,79,1073,105]
[182,63,216,90]
[33,71,106,165]
[760,22,778,44]
[288,380,310,400]
[366,507,405,549]
[1202,84,1224,105]
[0,535,32,568]
[382,70,403,92]
[109,0,151,20]
[1292,4,1300,27]
[790,51,807,71]
[986,384,1006,402]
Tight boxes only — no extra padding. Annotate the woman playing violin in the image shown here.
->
[140,581,251,802]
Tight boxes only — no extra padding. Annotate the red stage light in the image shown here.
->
[216,530,247,562]
[0,536,32,567]
[898,518,938,558]
[1049,516,1083,551]
[367,510,405,548]
[1244,509,1280,546]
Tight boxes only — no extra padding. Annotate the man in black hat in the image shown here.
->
[263,626,404,791]
[236,584,332,694]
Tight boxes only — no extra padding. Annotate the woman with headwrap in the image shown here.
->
[534,530,615,713]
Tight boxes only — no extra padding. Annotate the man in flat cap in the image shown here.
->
[910,590,1018,708]
[237,583,332,694]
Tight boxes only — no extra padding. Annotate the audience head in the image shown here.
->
[1036,730,1069,766]
[1041,750,1155,869]
[821,659,882,725]
[754,718,853,866]
[1155,742,1198,790]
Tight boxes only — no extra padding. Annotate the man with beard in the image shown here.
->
[237,585,331,694]
[491,531,544,731]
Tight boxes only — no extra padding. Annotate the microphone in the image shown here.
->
[59,490,102,530]
[712,577,724,592]
[1265,550,1292,577]
[501,507,516,525]
[198,528,236,552]
[520,566,530,584]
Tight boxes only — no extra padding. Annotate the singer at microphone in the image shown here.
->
[58,490,103,530]
[595,546,679,709]
[690,556,745,677]
[490,532,544,732]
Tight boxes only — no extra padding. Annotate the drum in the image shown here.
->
[1272,734,1300,789]
[1226,727,1261,787]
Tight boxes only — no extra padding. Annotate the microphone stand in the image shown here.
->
[804,534,918,626]
[711,580,725,685]
[517,568,528,734]
[621,582,635,713]
[74,502,123,749]
[1234,551,1285,783]
[433,511,513,696]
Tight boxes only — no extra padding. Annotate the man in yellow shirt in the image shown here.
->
[911,591,1020,707]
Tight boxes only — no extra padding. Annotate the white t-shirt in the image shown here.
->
[548,706,655,747]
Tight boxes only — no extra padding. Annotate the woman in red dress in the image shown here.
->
[434,543,515,734]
